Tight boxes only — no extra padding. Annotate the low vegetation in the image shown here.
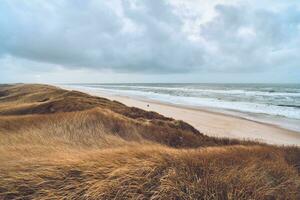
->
[0,84,299,199]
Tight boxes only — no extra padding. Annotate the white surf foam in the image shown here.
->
[69,85,300,120]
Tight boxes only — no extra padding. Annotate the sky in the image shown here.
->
[0,0,300,83]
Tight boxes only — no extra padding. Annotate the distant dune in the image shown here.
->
[0,84,299,199]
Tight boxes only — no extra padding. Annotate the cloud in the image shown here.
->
[0,0,204,73]
[200,4,300,72]
[0,0,300,74]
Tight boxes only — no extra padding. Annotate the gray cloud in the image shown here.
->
[0,0,299,74]
[0,0,204,73]
[200,4,300,72]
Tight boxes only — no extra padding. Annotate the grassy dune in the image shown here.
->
[0,84,299,199]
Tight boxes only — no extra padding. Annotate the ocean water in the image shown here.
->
[70,83,300,120]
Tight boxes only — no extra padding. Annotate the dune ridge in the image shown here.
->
[0,84,299,199]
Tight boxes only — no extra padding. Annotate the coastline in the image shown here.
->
[61,85,300,146]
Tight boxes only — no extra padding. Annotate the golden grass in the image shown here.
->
[1,144,299,199]
[0,84,299,199]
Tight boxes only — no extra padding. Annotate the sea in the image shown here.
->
[66,83,300,131]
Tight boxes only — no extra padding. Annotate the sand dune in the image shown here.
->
[0,84,299,199]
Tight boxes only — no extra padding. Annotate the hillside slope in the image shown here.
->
[0,84,299,199]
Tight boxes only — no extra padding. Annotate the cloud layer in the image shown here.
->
[0,0,300,75]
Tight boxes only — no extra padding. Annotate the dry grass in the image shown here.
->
[0,84,299,199]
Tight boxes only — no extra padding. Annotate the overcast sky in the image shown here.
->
[1,0,300,83]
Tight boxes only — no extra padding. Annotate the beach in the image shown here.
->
[3,1,300,198]
[2,84,300,199]
[62,85,300,146]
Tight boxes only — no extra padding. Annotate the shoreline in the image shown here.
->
[61,85,300,146]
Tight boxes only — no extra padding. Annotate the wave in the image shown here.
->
[278,104,300,109]
[82,84,300,97]
[71,85,300,120]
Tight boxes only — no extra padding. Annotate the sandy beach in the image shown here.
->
[62,86,300,146]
